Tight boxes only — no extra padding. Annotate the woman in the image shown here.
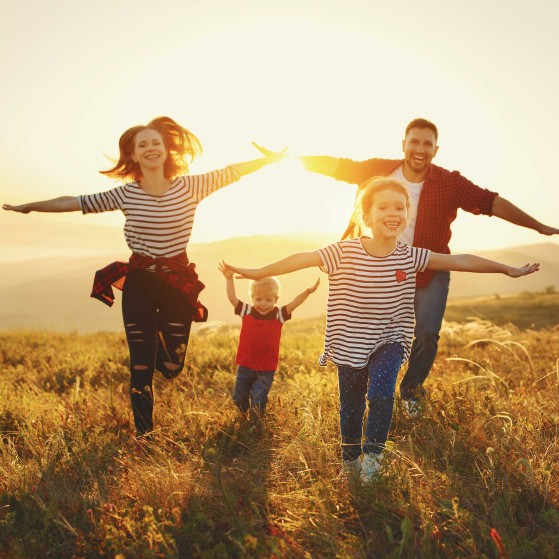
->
[3,116,285,437]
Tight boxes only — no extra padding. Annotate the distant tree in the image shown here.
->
[544,285,556,294]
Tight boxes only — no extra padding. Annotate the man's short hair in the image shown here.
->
[405,118,438,142]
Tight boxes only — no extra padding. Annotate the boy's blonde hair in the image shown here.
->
[345,176,411,238]
[249,277,281,298]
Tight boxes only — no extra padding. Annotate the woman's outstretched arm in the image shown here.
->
[229,146,287,177]
[3,196,80,214]
[224,251,322,281]
[427,252,539,278]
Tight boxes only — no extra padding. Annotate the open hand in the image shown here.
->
[218,260,234,279]
[3,203,30,213]
[306,278,321,294]
[251,142,289,163]
[222,262,262,280]
[508,262,540,278]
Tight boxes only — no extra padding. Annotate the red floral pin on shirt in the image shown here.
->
[395,269,407,283]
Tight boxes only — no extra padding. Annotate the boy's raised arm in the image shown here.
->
[285,278,320,315]
[224,251,323,281]
[427,253,540,277]
[218,261,240,307]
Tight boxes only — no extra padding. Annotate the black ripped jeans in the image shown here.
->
[122,270,195,436]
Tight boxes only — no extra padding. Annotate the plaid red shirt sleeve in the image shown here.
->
[332,158,498,287]
[91,252,208,322]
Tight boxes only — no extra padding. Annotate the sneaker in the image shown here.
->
[360,452,384,482]
[402,399,420,418]
[340,456,362,478]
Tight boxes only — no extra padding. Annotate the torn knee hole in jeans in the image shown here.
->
[130,386,152,395]
[162,361,180,371]
[133,365,148,371]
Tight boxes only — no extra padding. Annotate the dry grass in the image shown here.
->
[1,310,558,558]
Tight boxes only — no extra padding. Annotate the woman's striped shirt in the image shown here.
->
[78,166,240,258]
[317,238,430,368]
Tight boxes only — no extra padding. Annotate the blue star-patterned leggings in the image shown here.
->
[337,342,404,461]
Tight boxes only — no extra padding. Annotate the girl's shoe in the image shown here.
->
[360,452,384,482]
[340,456,362,479]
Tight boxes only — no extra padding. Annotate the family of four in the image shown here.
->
[4,116,553,482]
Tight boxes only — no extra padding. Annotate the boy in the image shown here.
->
[219,261,319,422]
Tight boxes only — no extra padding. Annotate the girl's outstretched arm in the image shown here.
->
[224,251,323,281]
[3,196,80,214]
[427,252,540,278]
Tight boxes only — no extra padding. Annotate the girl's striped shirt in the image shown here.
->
[78,166,240,258]
[317,238,430,368]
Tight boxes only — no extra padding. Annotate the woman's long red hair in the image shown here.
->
[100,116,203,182]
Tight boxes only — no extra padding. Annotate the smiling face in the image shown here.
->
[251,287,279,315]
[364,187,409,240]
[132,128,168,172]
[402,126,438,182]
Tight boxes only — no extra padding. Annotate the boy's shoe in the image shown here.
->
[360,452,384,482]
[340,456,362,479]
[402,399,421,418]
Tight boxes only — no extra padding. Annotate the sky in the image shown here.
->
[1,0,558,261]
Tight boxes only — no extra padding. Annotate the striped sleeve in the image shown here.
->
[279,306,291,323]
[189,166,241,203]
[235,300,251,318]
[316,242,343,274]
[411,247,431,272]
[78,186,125,214]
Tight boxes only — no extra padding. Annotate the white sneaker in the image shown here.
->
[360,452,384,482]
[402,399,420,418]
[340,456,361,478]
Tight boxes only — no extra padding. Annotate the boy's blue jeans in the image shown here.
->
[233,366,275,420]
[399,270,450,401]
[337,342,404,462]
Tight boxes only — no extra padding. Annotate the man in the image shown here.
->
[256,119,558,413]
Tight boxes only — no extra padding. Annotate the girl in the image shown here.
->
[224,176,539,481]
[3,116,285,438]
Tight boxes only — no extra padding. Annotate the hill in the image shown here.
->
[0,237,557,332]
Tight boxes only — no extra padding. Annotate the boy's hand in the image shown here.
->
[306,278,320,294]
[223,262,261,280]
[507,262,540,278]
[218,261,234,279]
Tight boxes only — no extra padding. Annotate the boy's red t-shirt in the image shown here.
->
[234,301,291,371]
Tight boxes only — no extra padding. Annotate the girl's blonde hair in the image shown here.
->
[249,277,280,298]
[343,176,411,239]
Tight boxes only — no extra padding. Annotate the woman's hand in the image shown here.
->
[3,203,31,213]
[251,142,288,163]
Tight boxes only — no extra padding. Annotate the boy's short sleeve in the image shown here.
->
[234,300,251,317]
[279,306,291,323]
[316,242,343,274]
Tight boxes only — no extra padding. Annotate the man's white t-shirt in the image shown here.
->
[390,165,424,246]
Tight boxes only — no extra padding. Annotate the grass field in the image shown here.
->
[1,293,558,558]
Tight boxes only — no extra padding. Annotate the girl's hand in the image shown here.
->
[3,203,30,213]
[507,262,540,278]
[223,262,261,280]
[251,142,289,163]
[306,278,321,294]
[218,261,234,279]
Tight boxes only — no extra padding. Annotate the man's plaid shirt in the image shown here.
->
[334,158,498,288]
